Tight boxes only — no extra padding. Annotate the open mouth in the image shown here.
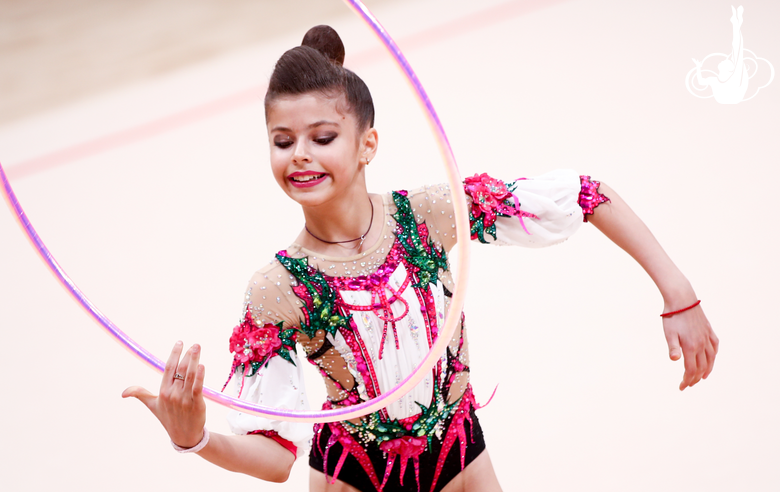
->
[288,172,328,188]
[290,173,326,183]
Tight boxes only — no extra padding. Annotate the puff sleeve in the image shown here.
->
[223,268,312,458]
[418,169,608,251]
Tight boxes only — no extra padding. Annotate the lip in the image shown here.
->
[287,171,328,188]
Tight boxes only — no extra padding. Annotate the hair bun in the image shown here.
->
[301,25,345,66]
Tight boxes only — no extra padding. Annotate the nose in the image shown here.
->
[292,140,311,165]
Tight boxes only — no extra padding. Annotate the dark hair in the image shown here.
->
[264,25,375,130]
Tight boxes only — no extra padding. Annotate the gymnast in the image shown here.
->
[123,25,718,492]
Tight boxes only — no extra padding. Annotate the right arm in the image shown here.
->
[198,433,294,482]
[123,270,307,482]
[122,342,295,482]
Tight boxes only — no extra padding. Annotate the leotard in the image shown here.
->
[223,170,609,491]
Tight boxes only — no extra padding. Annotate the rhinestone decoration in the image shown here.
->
[230,189,492,490]
[578,175,611,222]
[463,173,539,243]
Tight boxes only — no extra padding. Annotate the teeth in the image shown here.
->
[292,174,324,182]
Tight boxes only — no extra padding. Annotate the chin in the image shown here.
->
[286,187,333,208]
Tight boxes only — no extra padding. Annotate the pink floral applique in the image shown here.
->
[464,173,514,230]
[223,309,286,396]
[463,173,538,243]
[229,309,283,370]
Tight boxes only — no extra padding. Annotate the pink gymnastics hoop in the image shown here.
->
[0,0,471,423]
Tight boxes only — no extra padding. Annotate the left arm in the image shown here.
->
[587,182,719,390]
[420,172,719,390]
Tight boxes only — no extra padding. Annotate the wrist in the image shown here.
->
[656,274,695,310]
[660,300,701,318]
[171,428,209,453]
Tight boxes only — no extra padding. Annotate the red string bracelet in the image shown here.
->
[660,300,701,318]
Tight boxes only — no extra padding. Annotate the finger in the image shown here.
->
[122,386,157,408]
[184,344,201,395]
[680,344,697,390]
[690,350,707,387]
[665,331,682,361]
[175,346,194,386]
[163,341,184,385]
[711,332,720,354]
[703,338,717,379]
[192,364,206,400]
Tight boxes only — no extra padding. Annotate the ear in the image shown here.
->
[359,127,378,166]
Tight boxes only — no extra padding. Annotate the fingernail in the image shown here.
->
[192,344,200,353]
[175,340,183,347]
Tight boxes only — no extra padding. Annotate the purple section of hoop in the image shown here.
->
[344,0,455,156]
[0,158,410,420]
[0,0,467,422]
[0,162,166,372]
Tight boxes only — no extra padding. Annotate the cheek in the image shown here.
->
[325,142,358,169]
[269,153,288,186]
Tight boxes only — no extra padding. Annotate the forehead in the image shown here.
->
[266,93,355,130]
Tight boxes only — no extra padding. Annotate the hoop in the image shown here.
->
[0,0,470,423]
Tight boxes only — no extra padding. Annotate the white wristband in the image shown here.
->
[171,427,209,453]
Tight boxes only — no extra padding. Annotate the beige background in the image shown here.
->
[1,0,778,490]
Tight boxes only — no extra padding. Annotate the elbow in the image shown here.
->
[271,474,291,484]
[242,433,297,483]
[264,453,295,483]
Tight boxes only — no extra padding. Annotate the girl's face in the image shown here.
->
[266,92,376,208]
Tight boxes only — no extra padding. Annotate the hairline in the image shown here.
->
[264,89,372,132]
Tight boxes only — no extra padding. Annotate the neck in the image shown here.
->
[300,188,376,254]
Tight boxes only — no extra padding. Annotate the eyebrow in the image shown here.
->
[271,120,340,133]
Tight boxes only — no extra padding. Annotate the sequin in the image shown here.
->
[464,173,539,243]
[230,188,507,491]
[578,175,610,222]
[249,429,297,457]
[223,309,296,393]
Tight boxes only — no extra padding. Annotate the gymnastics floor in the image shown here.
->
[1,0,778,490]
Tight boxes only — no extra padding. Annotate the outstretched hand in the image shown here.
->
[585,183,720,392]
[123,341,207,448]
[662,304,718,390]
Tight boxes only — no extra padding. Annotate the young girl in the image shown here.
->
[123,25,718,492]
